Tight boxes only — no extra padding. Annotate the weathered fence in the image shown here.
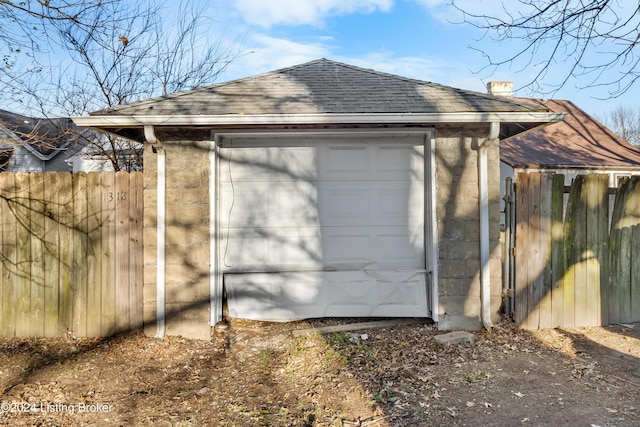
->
[0,172,143,338]
[509,173,640,329]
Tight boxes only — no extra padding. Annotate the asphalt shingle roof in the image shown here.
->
[92,59,547,116]
[501,99,640,169]
[0,109,79,156]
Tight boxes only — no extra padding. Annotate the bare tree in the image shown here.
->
[1,0,240,171]
[0,0,121,99]
[604,106,640,146]
[454,0,640,97]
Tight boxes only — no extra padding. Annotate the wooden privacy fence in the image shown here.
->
[509,173,640,329]
[0,172,143,338]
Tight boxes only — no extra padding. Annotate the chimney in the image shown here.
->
[487,81,513,97]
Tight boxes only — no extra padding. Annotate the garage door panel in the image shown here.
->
[319,182,422,227]
[322,232,372,268]
[376,145,424,178]
[224,226,424,272]
[220,146,318,182]
[222,181,319,228]
[225,272,327,320]
[323,188,371,218]
[225,271,429,321]
[324,145,370,174]
[377,187,424,224]
[223,227,322,271]
[375,228,425,268]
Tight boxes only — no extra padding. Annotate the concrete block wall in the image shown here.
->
[435,126,502,330]
[143,142,211,340]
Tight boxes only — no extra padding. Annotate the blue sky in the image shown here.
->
[206,0,638,119]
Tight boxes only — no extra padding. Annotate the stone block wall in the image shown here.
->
[143,142,211,340]
[435,126,502,330]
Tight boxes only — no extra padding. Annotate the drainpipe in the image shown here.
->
[144,125,166,339]
[478,122,499,329]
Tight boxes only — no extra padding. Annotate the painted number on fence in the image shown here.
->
[106,192,127,202]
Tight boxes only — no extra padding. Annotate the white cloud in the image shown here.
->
[412,0,517,24]
[231,0,393,27]
[340,52,489,92]
[220,33,492,96]
[221,34,334,80]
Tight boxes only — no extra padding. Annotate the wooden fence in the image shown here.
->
[0,172,143,338]
[509,173,640,329]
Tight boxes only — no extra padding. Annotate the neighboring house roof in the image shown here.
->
[0,109,84,161]
[92,58,548,116]
[501,99,640,169]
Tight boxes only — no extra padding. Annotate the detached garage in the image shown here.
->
[73,59,561,339]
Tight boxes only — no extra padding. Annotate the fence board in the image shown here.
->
[584,175,608,326]
[537,174,553,329]
[43,172,61,337]
[626,177,640,322]
[86,173,102,337]
[29,172,45,336]
[71,173,88,336]
[575,176,592,326]
[550,175,565,327]
[14,173,31,337]
[115,172,130,332]
[563,177,582,328]
[58,173,74,333]
[0,171,143,338]
[0,175,4,335]
[515,173,530,326]
[101,173,116,336]
[129,172,144,329]
[608,177,628,325]
[632,224,640,322]
[619,180,634,323]
[0,173,16,337]
[527,173,542,329]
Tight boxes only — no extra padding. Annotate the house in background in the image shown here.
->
[66,143,143,172]
[0,109,84,172]
[490,83,640,220]
[0,109,138,172]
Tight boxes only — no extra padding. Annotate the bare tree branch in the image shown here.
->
[454,0,640,97]
[0,0,240,171]
[605,106,640,146]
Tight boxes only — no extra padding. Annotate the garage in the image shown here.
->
[217,131,434,320]
[74,58,562,338]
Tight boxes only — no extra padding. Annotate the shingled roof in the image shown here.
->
[501,99,640,169]
[92,59,547,116]
[0,109,80,157]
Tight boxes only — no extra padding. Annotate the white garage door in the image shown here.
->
[219,134,430,320]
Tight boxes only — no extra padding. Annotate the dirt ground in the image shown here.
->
[0,318,638,427]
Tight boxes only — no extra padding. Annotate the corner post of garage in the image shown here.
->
[478,122,499,329]
[426,131,439,322]
[209,133,222,326]
[144,125,166,339]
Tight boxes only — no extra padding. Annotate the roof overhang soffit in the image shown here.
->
[72,112,565,141]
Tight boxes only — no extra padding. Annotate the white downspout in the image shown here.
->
[209,136,221,325]
[144,125,166,339]
[479,122,499,330]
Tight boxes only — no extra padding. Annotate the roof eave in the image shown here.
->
[72,112,564,128]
